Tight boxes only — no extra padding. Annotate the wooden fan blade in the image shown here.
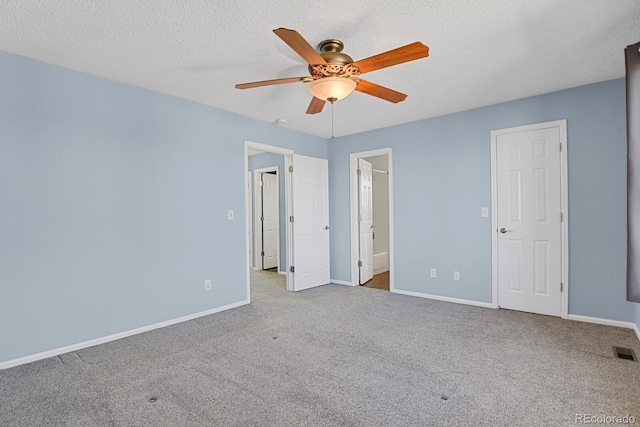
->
[352,42,429,74]
[354,79,407,103]
[235,76,309,89]
[273,28,327,65]
[306,97,326,114]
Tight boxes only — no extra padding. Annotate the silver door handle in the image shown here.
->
[324,226,330,230]
[499,227,513,234]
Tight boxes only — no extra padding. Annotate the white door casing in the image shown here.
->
[491,120,568,318]
[261,171,279,270]
[292,154,330,291]
[358,158,374,284]
[247,171,253,271]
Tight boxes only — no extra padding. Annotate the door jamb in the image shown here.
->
[490,119,569,318]
[349,148,394,291]
[245,141,294,301]
[253,166,279,271]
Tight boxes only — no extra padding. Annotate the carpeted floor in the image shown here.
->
[1,270,640,426]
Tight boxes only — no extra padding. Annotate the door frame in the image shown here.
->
[490,120,569,318]
[245,141,294,299]
[349,148,394,290]
[253,166,280,271]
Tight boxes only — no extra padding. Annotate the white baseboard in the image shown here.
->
[278,271,286,276]
[567,314,637,330]
[635,322,640,343]
[330,279,354,286]
[392,289,494,309]
[0,300,249,370]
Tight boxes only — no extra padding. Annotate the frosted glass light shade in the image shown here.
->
[307,77,357,101]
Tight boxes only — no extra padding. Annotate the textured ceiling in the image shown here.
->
[1,1,639,138]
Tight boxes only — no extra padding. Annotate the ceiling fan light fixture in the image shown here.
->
[307,77,357,102]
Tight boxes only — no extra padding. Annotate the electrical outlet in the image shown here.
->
[481,207,489,217]
[205,279,212,291]
[228,210,234,220]
[453,271,460,281]
[430,268,436,278]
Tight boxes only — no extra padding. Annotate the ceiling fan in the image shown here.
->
[235,28,430,114]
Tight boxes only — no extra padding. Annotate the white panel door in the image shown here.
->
[292,155,330,291]
[261,172,279,270]
[497,126,562,316]
[358,159,374,284]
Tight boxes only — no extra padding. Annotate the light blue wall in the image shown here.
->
[328,79,633,322]
[248,153,286,272]
[0,51,326,363]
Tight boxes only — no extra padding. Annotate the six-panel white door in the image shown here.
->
[358,158,374,284]
[261,172,279,270]
[497,126,562,316]
[292,155,330,291]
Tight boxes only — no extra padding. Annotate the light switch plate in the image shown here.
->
[228,210,234,220]
[481,207,489,217]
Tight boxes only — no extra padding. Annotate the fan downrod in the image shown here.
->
[316,39,354,65]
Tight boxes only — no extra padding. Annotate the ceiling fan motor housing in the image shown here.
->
[309,39,360,78]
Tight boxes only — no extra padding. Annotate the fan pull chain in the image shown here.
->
[331,101,335,139]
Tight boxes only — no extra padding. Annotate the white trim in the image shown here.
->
[246,171,253,273]
[392,289,495,309]
[245,141,294,294]
[330,279,354,286]
[490,120,569,318]
[635,322,640,343]
[0,300,248,370]
[567,314,637,330]
[349,148,394,291]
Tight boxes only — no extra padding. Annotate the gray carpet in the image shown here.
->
[1,270,640,426]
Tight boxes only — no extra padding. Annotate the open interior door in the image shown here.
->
[358,158,374,284]
[292,154,330,291]
[261,172,279,269]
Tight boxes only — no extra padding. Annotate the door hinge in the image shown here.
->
[289,216,294,222]
[259,180,264,187]
[261,251,265,256]
[290,266,295,273]
[358,260,363,267]
[357,168,361,176]
[561,212,563,222]
[560,282,563,292]
[559,142,562,152]
[288,165,293,173]
[261,216,264,222]
[358,215,362,222]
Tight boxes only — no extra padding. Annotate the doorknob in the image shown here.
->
[499,227,513,234]
[324,226,330,230]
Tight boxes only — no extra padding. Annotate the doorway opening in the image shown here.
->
[245,142,293,298]
[350,149,394,291]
